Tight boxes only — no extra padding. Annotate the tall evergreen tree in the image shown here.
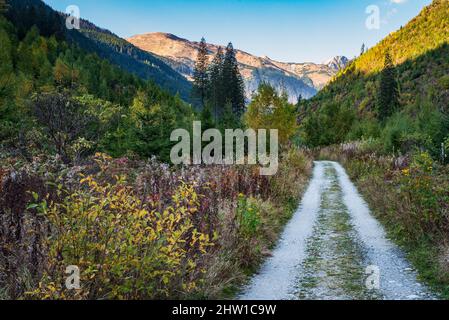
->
[133,103,177,163]
[377,52,399,121]
[192,37,209,108]
[360,43,366,56]
[221,102,238,131]
[222,42,245,119]
[207,47,224,121]
[295,94,303,112]
[200,102,215,131]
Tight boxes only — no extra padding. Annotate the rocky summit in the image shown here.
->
[127,32,348,102]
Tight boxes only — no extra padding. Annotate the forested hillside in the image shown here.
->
[0,0,314,300]
[73,21,192,102]
[301,0,449,158]
[5,0,192,101]
[0,0,195,162]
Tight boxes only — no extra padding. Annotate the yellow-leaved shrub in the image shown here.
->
[28,156,213,299]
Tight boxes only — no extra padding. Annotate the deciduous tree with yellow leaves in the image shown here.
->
[244,83,298,147]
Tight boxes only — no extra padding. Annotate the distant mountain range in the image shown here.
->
[8,0,348,105]
[128,33,349,102]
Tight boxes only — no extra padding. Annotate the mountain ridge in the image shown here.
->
[127,32,348,102]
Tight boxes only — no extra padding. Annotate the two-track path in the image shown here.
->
[240,161,435,300]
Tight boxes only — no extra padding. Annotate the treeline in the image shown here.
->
[0,8,193,164]
[0,0,301,167]
[192,38,246,129]
[4,0,65,39]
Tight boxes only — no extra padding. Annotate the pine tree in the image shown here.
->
[53,57,79,87]
[360,43,366,56]
[133,103,177,162]
[207,47,224,121]
[377,52,399,121]
[296,94,303,112]
[200,102,215,131]
[221,102,238,131]
[192,37,209,108]
[222,42,245,119]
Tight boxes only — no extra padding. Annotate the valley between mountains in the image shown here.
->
[1,0,448,301]
[127,32,349,102]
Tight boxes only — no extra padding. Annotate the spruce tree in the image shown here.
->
[360,43,366,56]
[201,103,215,129]
[221,102,238,131]
[377,52,399,121]
[222,42,245,119]
[133,104,177,163]
[296,94,303,112]
[207,47,224,121]
[192,37,209,108]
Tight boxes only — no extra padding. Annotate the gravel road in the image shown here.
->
[240,161,435,300]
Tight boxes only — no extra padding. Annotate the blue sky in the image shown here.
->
[44,0,431,63]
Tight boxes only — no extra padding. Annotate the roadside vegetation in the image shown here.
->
[298,0,449,296]
[316,142,449,298]
[0,150,312,299]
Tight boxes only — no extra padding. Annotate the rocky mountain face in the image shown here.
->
[127,33,348,102]
[325,56,350,72]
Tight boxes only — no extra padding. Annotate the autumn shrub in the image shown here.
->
[27,157,213,300]
[398,152,449,237]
